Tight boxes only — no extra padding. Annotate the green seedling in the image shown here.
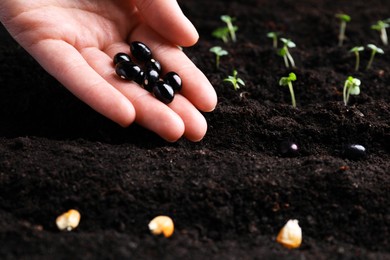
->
[209,46,228,69]
[335,13,351,46]
[212,27,230,43]
[366,44,384,70]
[349,46,364,71]
[267,32,279,48]
[224,69,245,91]
[343,76,361,106]
[279,72,297,108]
[221,15,237,42]
[278,38,296,68]
[371,20,389,46]
[212,15,238,43]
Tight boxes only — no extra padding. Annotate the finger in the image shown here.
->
[83,44,187,142]
[128,24,218,113]
[26,39,136,127]
[134,0,199,47]
[103,43,207,142]
[167,94,208,142]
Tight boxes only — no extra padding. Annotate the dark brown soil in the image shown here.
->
[1,0,389,259]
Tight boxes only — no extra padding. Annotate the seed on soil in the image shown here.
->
[276,219,302,249]
[148,215,174,238]
[115,61,143,81]
[56,209,81,231]
[153,81,175,104]
[343,144,366,160]
[164,72,182,92]
[143,69,160,92]
[130,41,152,62]
[113,52,132,65]
[279,141,299,157]
[145,58,162,74]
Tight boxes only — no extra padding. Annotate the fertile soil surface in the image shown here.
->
[1,0,389,259]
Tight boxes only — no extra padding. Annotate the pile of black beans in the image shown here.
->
[114,41,182,104]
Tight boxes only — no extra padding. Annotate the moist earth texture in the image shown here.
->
[0,0,389,259]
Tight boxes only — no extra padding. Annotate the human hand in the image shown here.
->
[0,0,217,142]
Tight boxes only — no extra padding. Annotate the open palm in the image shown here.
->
[0,0,217,141]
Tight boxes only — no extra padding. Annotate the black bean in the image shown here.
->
[130,41,152,62]
[279,141,299,157]
[164,72,182,92]
[343,144,366,160]
[145,58,162,74]
[115,61,143,81]
[153,81,175,104]
[113,52,132,65]
[143,69,160,92]
[134,70,145,85]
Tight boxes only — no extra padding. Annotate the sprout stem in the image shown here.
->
[286,50,296,68]
[288,82,296,108]
[227,22,236,42]
[338,21,346,46]
[273,37,278,48]
[336,14,350,46]
[283,55,289,68]
[343,80,349,106]
[366,51,375,70]
[216,55,220,69]
[381,27,388,45]
[354,52,360,71]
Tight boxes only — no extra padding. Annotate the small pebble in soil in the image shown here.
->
[343,144,367,160]
[113,52,132,65]
[130,41,152,62]
[153,81,175,104]
[276,219,302,249]
[279,141,299,157]
[148,215,174,238]
[164,72,182,92]
[56,209,81,231]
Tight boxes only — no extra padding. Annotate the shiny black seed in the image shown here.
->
[279,141,299,157]
[143,69,160,92]
[130,41,152,62]
[115,61,142,81]
[153,81,175,104]
[343,144,366,160]
[113,52,132,65]
[145,59,162,74]
[134,70,145,85]
[164,72,182,92]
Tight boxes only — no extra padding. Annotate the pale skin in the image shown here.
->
[0,0,217,142]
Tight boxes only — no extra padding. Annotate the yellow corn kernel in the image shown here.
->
[56,209,81,231]
[148,215,174,238]
[276,219,302,249]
